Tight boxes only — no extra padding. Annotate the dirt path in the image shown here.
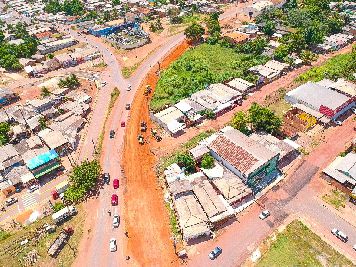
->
[151,43,355,158]
[122,41,189,266]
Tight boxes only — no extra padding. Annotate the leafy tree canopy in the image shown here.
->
[201,154,214,169]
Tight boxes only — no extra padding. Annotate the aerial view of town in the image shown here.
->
[0,0,355,266]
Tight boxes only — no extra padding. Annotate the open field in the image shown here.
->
[151,43,268,112]
[256,220,353,267]
[0,205,85,267]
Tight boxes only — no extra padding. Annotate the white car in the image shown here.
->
[109,238,117,252]
[351,107,356,114]
[112,215,120,228]
[27,184,39,193]
[331,228,348,242]
[127,84,132,91]
[259,210,270,220]
[353,244,356,251]
[334,120,342,126]
[5,197,18,206]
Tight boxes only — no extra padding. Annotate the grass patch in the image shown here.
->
[0,229,11,241]
[296,48,356,83]
[157,130,215,175]
[95,87,120,157]
[0,205,86,267]
[165,202,181,239]
[151,43,269,112]
[122,63,139,78]
[322,189,348,210]
[257,220,353,267]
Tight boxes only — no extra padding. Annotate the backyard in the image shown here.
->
[150,43,268,112]
[256,220,353,267]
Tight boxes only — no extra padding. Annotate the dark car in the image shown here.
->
[111,194,118,206]
[103,173,110,184]
[109,130,115,139]
[125,104,130,110]
[208,246,222,260]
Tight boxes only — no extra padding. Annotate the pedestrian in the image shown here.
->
[108,210,111,216]
[125,231,129,237]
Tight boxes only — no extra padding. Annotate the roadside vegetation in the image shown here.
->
[322,189,348,210]
[257,220,353,266]
[296,45,356,82]
[0,122,11,146]
[58,74,81,89]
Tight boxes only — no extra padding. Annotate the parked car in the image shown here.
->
[5,197,18,206]
[112,215,120,228]
[127,84,131,91]
[109,238,117,252]
[208,246,222,260]
[334,120,342,126]
[125,104,131,110]
[27,184,39,193]
[109,130,115,139]
[353,244,356,251]
[331,228,348,242]
[259,210,270,220]
[121,121,125,127]
[103,173,110,184]
[111,194,118,206]
[351,107,356,114]
[113,179,119,189]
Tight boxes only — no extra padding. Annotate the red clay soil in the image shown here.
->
[122,41,189,267]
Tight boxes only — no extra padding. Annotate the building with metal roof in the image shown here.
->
[323,152,356,187]
[25,149,61,179]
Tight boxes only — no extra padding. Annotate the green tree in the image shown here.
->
[44,0,62,14]
[112,0,120,5]
[262,20,276,37]
[177,153,195,174]
[58,74,80,89]
[299,50,317,64]
[0,122,10,146]
[230,111,249,134]
[184,23,204,43]
[64,160,101,203]
[200,109,215,120]
[248,103,282,134]
[201,154,214,169]
[206,13,221,36]
[237,37,267,55]
[53,202,65,212]
[273,44,290,61]
[149,19,163,32]
[41,86,51,97]
[38,117,47,129]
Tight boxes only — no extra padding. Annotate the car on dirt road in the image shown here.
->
[109,130,115,139]
[27,184,39,193]
[259,210,270,220]
[331,228,348,242]
[113,179,119,189]
[103,173,110,184]
[109,238,117,252]
[121,121,125,127]
[353,244,356,251]
[5,197,18,206]
[125,104,130,110]
[127,84,131,91]
[208,246,222,260]
[111,194,118,206]
[112,215,120,228]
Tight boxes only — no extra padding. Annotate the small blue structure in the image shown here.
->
[89,22,135,37]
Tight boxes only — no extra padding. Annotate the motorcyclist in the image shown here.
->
[108,209,111,216]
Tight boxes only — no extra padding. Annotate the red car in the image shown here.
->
[121,121,125,127]
[113,179,119,189]
[111,194,118,206]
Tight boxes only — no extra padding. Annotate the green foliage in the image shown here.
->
[236,37,268,55]
[58,74,80,89]
[0,229,11,241]
[177,153,195,174]
[184,22,205,43]
[296,48,356,82]
[112,0,120,5]
[200,109,215,120]
[205,13,221,36]
[64,160,101,203]
[53,202,65,212]
[151,43,268,111]
[262,21,276,36]
[230,111,250,134]
[201,154,214,169]
[38,117,47,130]
[299,50,318,64]
[149,19,163,32]
[248,103,282,134]
[0,122,10,146]
[45,0,84,16]
[41,86,51,98]
[273,44,290,61]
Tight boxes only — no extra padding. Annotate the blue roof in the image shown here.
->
[26,149,59,170]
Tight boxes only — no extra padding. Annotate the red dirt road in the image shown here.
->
[122,41,189,266]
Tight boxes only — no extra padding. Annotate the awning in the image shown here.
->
[33,162,61,178]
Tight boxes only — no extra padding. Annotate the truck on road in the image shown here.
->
[52,206,77,224]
